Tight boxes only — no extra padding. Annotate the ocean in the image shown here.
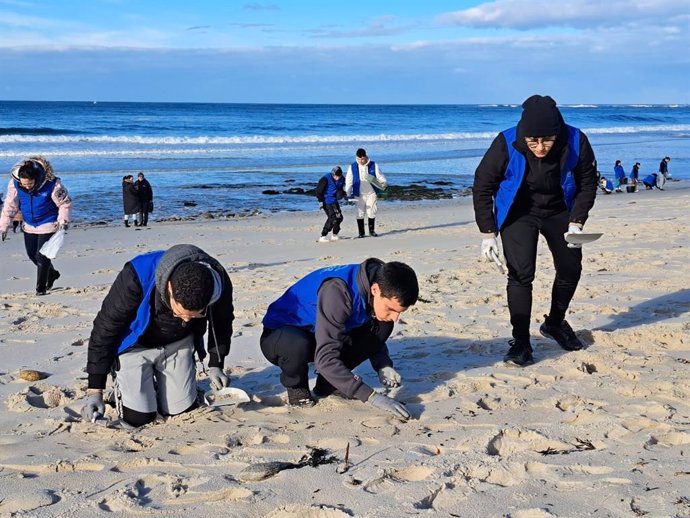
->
[1,101,688,223]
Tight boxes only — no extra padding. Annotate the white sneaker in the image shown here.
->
[330,234,340,241]
[318,236,330,243]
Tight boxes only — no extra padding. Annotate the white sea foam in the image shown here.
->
[1,124,688,147]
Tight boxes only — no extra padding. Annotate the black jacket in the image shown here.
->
[122,181,139,214]
[136,178,153,203]
[86,246,234,389]
[473,124,598,234]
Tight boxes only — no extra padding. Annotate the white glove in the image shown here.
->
[369,393,410,420]
[318,202,324,210]
[59,222,69,232]
[564,224,583,249]
[80,391,106,422]
[378,366,401,388]
[481,236,499,261]
[208,366,229,390]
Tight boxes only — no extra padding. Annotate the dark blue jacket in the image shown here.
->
[493,125,580,231]
[614,165,626,181]
[262,263,370,332]
[14,178,59,226]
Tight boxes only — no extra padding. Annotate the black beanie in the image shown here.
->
[519,95,562,137]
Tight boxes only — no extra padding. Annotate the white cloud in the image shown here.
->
[437,0,688,30]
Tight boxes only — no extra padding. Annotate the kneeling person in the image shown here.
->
[260,259,418,419]
[81,244,234,427]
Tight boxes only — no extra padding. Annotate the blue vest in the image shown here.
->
[14,178,59,226]
[351,161,380,196]
[262,263,370,332]
[322,173,344,204]
[494,125,580,231]
[117,250,165,354]
[643,173,657,186]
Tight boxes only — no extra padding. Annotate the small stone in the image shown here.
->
[18,369,47,381]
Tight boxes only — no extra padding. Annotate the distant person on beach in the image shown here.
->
[345,148,387,238]
[642,172,660,190]
[657,156,670,190]
[613,160,626,192]
[135,172,153,226]
[630,162,641,183]
[0,156,71,295]
[598,176,614,194]
[80,244,235,427]
[122,175,139,227]
[260,259,417,419]
[316,166,345,242]
[472,94,598,366]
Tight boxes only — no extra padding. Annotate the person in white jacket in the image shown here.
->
[0,156,72,295]
[345,148,387,237]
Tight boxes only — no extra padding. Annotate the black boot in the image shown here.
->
[356,219,366,238]
[36,265,50,296]
[124,220,130,228]
[368,218,378,237]
[46,267,60,290]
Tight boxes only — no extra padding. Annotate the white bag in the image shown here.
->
[39,229,66,259]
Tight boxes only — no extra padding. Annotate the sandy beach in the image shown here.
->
[1,185,689,518]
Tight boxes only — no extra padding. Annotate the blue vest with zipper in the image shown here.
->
[494,125,580,231]
[322,173,344,204]
[351,161,380,196]
[14,178,59,226]
[262,263,370,332]
[117,250,165,354]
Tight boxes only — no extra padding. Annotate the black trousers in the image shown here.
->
[23,232,54,268]
[500,210,582,341]
[260,321,393,389]
[321,202,343,236]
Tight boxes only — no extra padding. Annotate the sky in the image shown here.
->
[0,0,689,104]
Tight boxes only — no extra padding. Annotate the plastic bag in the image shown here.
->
[39,229,66,260]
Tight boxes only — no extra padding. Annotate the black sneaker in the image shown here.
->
[286,387,315,407]
[47,269,60,290]
[540,318,583,351]
[313,375,347,399]
[504,339,534,366]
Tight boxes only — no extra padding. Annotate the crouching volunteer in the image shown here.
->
[81,244,234,427]
[260,258,418,419]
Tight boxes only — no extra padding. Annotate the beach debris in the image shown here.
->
[18,369,47,381]
[538,437,596,456]
[238,447,338,482]
[336,442,350,474]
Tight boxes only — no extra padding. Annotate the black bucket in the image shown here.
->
[626,185,636,193]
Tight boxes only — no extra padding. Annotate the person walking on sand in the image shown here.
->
[472,95,598,366]
[316,166,345,242]
[657,156,670,189]
[80,244,235,428]
[135,172,153,227]
[613,160,626,192]
[122,175,139,227]
[260,258,417,419]
[345,148,387,238]
[0,156,72,295]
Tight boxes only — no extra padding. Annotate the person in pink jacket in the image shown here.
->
[0,156,72,295]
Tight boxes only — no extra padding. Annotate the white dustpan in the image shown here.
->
[565,232,603,245]
[203,387,250,407]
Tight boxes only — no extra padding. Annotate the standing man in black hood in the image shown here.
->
[473,95,598,366]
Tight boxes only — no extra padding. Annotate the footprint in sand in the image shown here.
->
[265,505,353,518]
[388,465,435,482]
[0,488,60,514]
[647,431,690,447]
[6,384,75,411]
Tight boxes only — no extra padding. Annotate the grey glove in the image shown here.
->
[1,230,6,242]
[378,366,401,388]
[319,202,324,210]
[208,366,229,390]
[369,393,410,420]
[80,392,105,422]
[59,223,69,232]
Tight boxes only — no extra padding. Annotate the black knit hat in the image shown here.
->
[519,95,562,137]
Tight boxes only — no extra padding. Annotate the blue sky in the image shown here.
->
[1,0,688,103]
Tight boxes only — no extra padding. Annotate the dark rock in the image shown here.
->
[262,189,280,195]
[183,201,197,207]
